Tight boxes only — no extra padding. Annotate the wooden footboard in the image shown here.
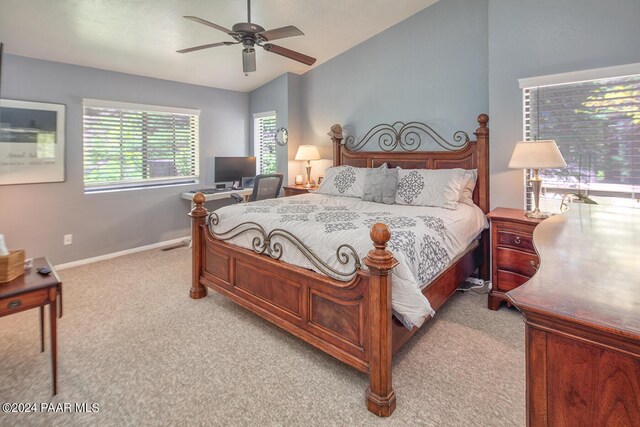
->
[190,193,398,415]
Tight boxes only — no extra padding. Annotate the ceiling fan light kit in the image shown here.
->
[242,48,256,73]
[178,0,316,74]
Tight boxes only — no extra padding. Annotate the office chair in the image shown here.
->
[231,173,283,203]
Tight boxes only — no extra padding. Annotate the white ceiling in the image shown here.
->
[0,0,438,92]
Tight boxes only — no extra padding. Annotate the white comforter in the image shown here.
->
[209,193,487,328]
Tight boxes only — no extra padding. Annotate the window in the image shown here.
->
[521,65,640,211]
[83,99,199,192]
[253,112,277,175]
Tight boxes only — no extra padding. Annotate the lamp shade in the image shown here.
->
[295,144,321,161]
[508,140,567,169]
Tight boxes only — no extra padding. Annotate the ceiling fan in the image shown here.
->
[177,0,316,74]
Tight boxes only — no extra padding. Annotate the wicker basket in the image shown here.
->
[0,250,26,283]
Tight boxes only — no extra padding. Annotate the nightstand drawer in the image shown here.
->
[496,269,531,292]
[0,289,48,316]
[497,230,535,253]
[496,248,539,277]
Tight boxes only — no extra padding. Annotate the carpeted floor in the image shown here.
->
[0,247,525,426]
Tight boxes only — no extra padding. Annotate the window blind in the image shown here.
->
[523,74,640,210]
[83,101,199,192]
[253,113,277,174]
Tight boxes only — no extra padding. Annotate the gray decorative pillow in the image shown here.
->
[458,169,478,206]
[362,166,398,204]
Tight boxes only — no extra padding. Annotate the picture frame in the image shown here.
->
[0,99,65,185]
[317,175,324,185]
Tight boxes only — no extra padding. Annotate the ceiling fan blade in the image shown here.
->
[177,42,234,54]
[257,25,304,42]
[242,48,256,73]
[263,43,316,66]
[183,16,233,34]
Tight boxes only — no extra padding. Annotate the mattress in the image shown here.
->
[208,193,488,328]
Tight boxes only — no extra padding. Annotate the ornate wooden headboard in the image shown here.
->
[328,114,490,214]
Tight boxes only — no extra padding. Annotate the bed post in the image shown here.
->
[364,223,398,417]
[329,124,344,166]
[475,113,490,280]
[189,192,208,299]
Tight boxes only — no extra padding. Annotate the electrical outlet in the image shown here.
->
[63,234,73,246]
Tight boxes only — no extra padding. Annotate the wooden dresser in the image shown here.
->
[508,205,640,426]
[487,208,544,310]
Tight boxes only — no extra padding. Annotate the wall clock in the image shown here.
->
[275,127,288,146]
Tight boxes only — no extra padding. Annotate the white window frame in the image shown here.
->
[252,111,277,175]
[82,99,200,193]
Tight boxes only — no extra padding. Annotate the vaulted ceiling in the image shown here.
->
[0,0,438,92]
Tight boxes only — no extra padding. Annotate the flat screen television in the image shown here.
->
[214,156,256,184]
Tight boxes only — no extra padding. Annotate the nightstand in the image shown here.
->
[283,185,315,197]
[487,208,544,310]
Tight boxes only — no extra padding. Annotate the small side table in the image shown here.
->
[283,185,316,197]
[0,257,62,395]
[486,208,543,310]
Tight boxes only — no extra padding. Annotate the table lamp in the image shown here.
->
[295,145,321,188]
[508,140,566,219]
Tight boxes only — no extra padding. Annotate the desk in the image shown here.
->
[0,257,62,395]
[507,205,639,426]
[181,189,253,246]
[181,188,253,204]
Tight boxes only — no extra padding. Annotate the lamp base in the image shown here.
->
[525,210,551,219]
[304,162,313,189]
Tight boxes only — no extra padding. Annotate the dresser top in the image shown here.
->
[508,204,640,340]
[487,207,545,226]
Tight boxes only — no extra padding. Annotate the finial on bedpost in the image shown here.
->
[367,223,393,266]
[476,113,489,135]
[189,192,208,299]
[191,192,207,218]
[364,222,398,417]
[329,124,344,167]
[328,124,344,143]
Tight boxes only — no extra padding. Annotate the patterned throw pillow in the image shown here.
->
[395,168,466,209]
[315,165,367,198]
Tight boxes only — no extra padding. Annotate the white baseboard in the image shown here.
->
[55,236,189,270]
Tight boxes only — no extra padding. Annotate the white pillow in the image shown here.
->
[315,165,368,198]
[395,168,466,209]
[459,169,478,206]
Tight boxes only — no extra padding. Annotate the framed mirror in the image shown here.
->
[275,127,288,146]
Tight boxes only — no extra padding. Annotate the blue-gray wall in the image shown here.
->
[4,0,640,264]
[301,0,489,159]
[248,72,308,185]
[0,54,249,264]
[248,73,289,182]
[488,0,640,208]
[297,0,640,209]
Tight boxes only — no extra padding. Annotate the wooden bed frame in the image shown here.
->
[189,114,489,416]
